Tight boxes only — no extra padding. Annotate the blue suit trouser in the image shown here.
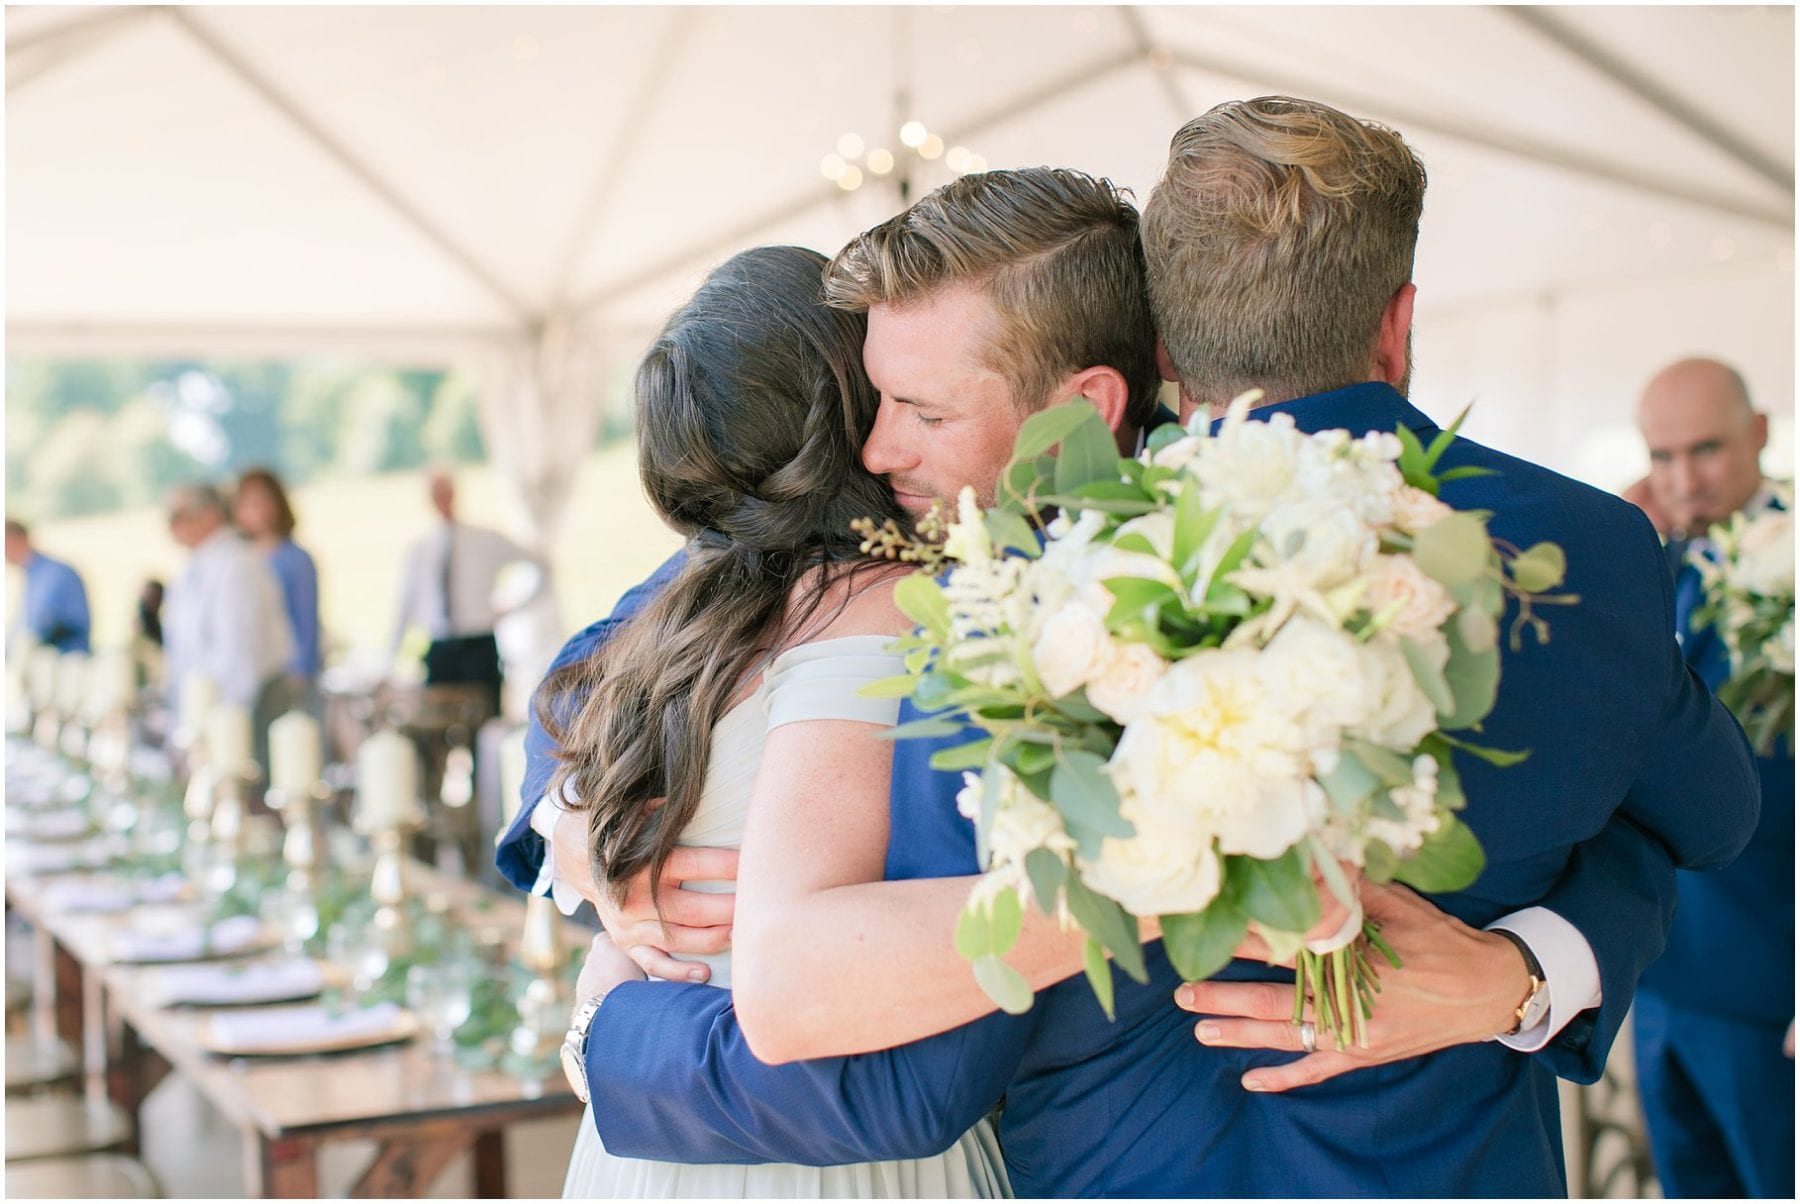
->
[1633,992,1795,1198]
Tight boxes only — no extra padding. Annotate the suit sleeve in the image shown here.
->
[494,550,689,892]
[585,982,1033,1165]
[1528,519,1759,1081]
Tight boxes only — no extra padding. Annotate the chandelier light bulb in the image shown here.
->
[868,148,896,174]
[919,133,945,160]
[900,121,928,148]
[820,153,848,180]
[837,166,865,191]
[837,132,866,159]
[946,146,971,172]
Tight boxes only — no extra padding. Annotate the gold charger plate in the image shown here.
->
[196,1007,420,1058]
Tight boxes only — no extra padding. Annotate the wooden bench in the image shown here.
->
[4,1096,133,1161]
[5,1035,80,1094]
[6,1153,159,1198]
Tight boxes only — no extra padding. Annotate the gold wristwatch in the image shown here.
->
[1491,927,1550,1036]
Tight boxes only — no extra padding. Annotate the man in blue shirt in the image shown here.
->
[501,105,1758,1195]
[6,518,91,654]
[1628,357,1793,1199]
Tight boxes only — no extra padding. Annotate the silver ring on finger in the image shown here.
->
[1296,1020,1317,1054]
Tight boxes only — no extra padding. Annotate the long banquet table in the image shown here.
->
[6,853,586,1197]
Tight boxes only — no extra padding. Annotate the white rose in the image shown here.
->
[1770,617,1795,676]
[1732,510,1794,597]
[1259,618,1371,761]
[1391,486,1454,534]
[1032,601,1111,698]
[1349,637,1439,750]
[1151,435,1203,472]
[1364,554,1458,639]
[990,787,1077,870]
[1079,822,1222,917]
[1086,641,1168,724]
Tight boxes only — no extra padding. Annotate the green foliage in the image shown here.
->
[1389,814,1487,893]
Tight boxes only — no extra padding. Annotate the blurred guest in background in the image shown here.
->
[390,467,543,713]
[163,484,296,771]
[5,517,91,653]
[1627,356,1793,1199]
[233,468,322,702]
[136,579,165,648]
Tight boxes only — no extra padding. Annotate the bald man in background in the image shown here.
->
[1627,357,1793,1199]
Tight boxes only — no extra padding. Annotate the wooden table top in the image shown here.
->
[7,845,585,1141]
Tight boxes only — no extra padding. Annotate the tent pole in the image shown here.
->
[1116,9,1192,124]
[164,7,538,326]
[1501,7,1792,198]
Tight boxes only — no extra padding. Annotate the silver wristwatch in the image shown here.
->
[561,995,606,1103]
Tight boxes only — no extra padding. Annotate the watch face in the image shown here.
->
[560,1040,590,1103]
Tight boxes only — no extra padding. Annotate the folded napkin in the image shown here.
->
[110,914,265,963]
[150,958,325,1007]
[42,877,136,914]
[205,1001,406,1052]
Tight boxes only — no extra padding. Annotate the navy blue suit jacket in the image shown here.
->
[495,384,1759,1196]
[1639,500,1794,1024]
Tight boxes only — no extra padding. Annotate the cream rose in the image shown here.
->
[1079,823,1222,917]
[1392,486,1454,534]
[1348,637,1439,750]
[1032,601,1111,698]
[1770,617,1795,676]
[1086,640,1168,724]
[1731,510,1794,597]
[1364,554,1457,639]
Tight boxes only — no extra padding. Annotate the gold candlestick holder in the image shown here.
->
[203,766,257,897]
[265,780,330,949]
[359,808,424,955]
[509,895,569,1063]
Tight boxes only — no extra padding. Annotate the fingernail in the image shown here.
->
[1176,986,1194,1008]
[1196,1023,1221,1043]
[688,968,707,982]
[1244,1078,1268,1092]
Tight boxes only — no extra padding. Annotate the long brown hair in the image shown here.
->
[538,246,904,908]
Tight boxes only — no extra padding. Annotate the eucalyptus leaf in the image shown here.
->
[1083,937,1116,1021]
[1401,636,1456,716]
[985,509,1042,557]
[1146,424,1188,455]
[1050,750,1135,840]
[954,905,991,961]
[990,887,1024,954]
[930,738,994,772]
[893,575,951,634]
[973,954,1036,1015]
[1439,617,1501,730]
[1160,902,1248,983]
[1013,399,1103,461]
[1510,542,1568,593]
[1457,605,1499,655]
[1232,846,1321,934]
[1054,407,1123,494]
[1391,814,1487,894]
[874,714,965,741]
[1025,849,1067,916]
[1317,749,1379,813]
[859,673,923,699]
[1412,512,1492,587]
[1065,871,1148,983]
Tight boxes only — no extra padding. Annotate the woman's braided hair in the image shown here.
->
[538,246,905,909]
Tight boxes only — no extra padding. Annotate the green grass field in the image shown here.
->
[9,443,683,664]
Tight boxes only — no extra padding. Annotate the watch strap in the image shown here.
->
[1489,927,1547,1036]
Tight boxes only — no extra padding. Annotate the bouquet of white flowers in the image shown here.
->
[1692,483,1794,756]
[859,395,1572,1049]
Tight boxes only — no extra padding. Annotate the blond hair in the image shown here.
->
[1142,96,1427,407]
[824,168,1163,428]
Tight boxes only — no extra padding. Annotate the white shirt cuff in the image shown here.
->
[527,789,585,918]
[1486,907,1602,1052]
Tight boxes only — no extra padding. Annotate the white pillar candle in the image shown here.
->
[179,674,219,737]
[499,728,528,826]
[208,705,253,776]
[26,645,61,710]
[268,711,322,797]
[356,729,419,828]
[86,650,135,719]
[55,653,91,717]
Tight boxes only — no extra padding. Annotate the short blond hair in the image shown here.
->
[824,168,1163,429]
[1142,96,1427,407]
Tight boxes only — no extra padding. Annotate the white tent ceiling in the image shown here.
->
[6,4,1795,495]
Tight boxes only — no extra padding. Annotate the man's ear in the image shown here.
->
[1371,283,1417,387]
[1752,411,1769,454]
[1064,365,1131,433]
[1155,338,1179,384]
